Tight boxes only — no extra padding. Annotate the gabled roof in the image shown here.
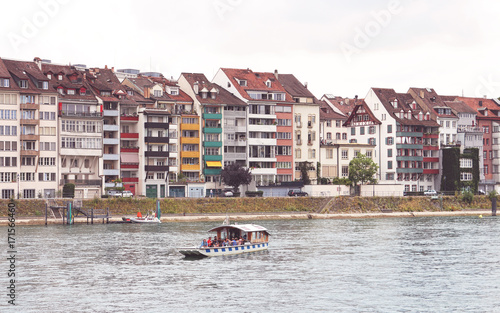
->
[181,73,246,106]
[276,73,318,101]
[372,88,440,127]
[407,87,459,119]
[0,58,11,78]
[319,101,346,121]
[41,63,97,102]
[456,96,500,119]
[444,100,477,115]
[3,58,53,94]
[322,95,359,116]
[220,68,293,102]
[343,100,381,126]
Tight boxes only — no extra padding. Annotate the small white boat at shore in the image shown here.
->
[129,213,161,224]
[178,223,269,257]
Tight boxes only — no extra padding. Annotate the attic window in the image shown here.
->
[80,88,87,96]
[392,99,398,108]
[19,80,28,88]
[227,82,231,88]
[238,79,247,87]
[47,74,52,80]
[0,79,9,88]
[201,92,207,99]
[127,90,134,96]
[41,81,48,90]
[266,80,272,88]
[211,93,216,100]
[58,74,63,81]
[154,90,162,97]
[67,89,75,95]
[170,89,178,96]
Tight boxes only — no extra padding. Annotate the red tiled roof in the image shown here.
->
[276,73,318,101]
[343,100,381,126]
[456,96,500,118]
[181,73,246,106]
[221,68,293,102]
[319,101,346,120]
[41,63,98,102]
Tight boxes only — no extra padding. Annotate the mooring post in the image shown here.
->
[492,197,497,216]
[106,207,109,224]
[91,207,94,225]
[45,202,48,226]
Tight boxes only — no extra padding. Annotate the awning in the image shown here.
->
[121,154,139,163]
[206,161,222,167]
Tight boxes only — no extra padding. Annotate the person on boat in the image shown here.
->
[200,239,208,248]
[238,236,244,245]
[224,238,230,246]
[137,211,142,218]
[231,238,237,246]
[207,237,212,247]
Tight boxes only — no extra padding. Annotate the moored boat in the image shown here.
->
[129,212,161,223]
[178,223,270,257]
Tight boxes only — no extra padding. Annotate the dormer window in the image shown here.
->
[154,90,162,97]
[201,92,207,99]
[57,87,64,95]
[238,79,247,86]
[67,89,75,95]
[42,81,48,90]
[266,80,272,88]
[58,74,63,81]
[80,88,86,96]
[47,74,52,80]
[211,92,216,100]
[0,79,9,87]
[127,90,134,96]
[392,99,398,108]
[19,80,28,89]
[170,89,178,96]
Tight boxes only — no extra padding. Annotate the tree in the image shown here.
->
[299,161,311,185]
[348,153,379,192]
[221,163,252,193]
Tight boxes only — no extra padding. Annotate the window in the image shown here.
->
[368,126,376,134]
[460,172,472,181]
[238,80,247,86]
[341,166,349,177]
[351,128,355,135]
[326,149,333,159]
[368,138,376,145]
[342,133,347,140]
[19,80,28,88]
[366,151,372,158]
[485,165,489,175]
[341,150,348,160]
[387,125,392,133]
[386,173,394,180]
[388,149,392,157]
[386,137,393,145]
[42,81,48,90]
[360,127,365,135]
[0,79,9,87]
[388,161,393,169]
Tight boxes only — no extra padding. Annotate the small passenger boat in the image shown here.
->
[129,212,161,224]
[178,223,270,257]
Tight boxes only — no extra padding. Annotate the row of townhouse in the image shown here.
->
[0,55,499,199]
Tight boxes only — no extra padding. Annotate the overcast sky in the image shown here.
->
[2,0,500,100]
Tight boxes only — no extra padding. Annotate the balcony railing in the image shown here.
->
[60,111,102,118]
[145,165,169,172]
[60,179,102,186]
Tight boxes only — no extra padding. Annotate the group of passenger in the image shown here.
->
[200,235,246,248]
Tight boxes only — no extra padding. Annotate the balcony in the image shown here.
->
[103,154,120,161]
[181,151,199,158]
[145,151,169,157]
[60,179,102,186]
[396,131,423,137]
[203,141,222,147]
[105,182,123,188]
[121,164,139,169]
[20,119,39,125]
[60,111,102,118]
[396,156,423,162]
[180,164,200,171]
[103,110,119,117]
[121,115,139,121]
[203,113,222,120]
[145,122,169,129]
[122,177,139,183]
[423,157,439,163]
[103,138,120,145]
[423,169,439,174]
[396,168,423,174]
[145,165,169,172]
[20,134,40,141]
[145,136,169,143]
[180,137,199,144]
[423,133,439,139]
[458,126,483,133]
[103,169,120,176]
[224,152,247,160]
[121,132,139,139]
[296,121,302,128]
[20,149,39,156]
[121,147,139,153]
[397,144,423,150]
[20,103,39,110]
[250,168,277,175]
[203,168,222,176]
[103,124,119,131]
[203,127,222,134]
[180,123,199,131]
[204,155,222,161]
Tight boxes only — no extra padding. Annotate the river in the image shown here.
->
[1,216,500,312]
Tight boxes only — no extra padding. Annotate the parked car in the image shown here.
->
[424,189,437,196]
[478,190,486,195]
[121,190,133,198]
[107,190,122,197]
[288,190,308,197]
[224,190,234,197]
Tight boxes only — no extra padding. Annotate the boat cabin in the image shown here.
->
[207,224,269,244]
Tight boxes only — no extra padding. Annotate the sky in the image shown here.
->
[2,0,500,100]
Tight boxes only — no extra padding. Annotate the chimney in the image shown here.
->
[419,90,424,98]
[33,57,42,71]
[304,82,308,89]
[274,69,278,79]
[111,67,114,73]
[193,82,199,94]
[484,95,487,99]
[105,65,108,69]
[144,87,150,99]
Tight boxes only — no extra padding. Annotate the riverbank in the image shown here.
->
[1,209,494,226]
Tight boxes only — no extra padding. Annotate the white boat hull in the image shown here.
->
[129,217,161,223]
[179,243,269,257]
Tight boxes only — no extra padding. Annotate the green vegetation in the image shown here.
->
[221,163,252,193]
[348,153,378,195]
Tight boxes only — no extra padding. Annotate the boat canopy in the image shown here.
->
[207,224,269,235]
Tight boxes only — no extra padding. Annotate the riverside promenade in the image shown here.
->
[0,209,493,226]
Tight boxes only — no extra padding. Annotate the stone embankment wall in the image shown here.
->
[0,195,492,217]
